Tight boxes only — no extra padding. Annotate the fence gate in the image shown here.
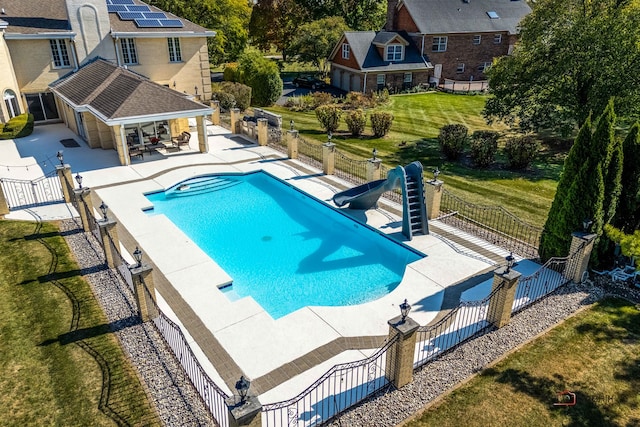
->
[0,170,65,210]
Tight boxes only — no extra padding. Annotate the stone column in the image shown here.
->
[568,232,598,283]
[322,142,336,175]
[385,314,420,389]
[230,108,241,134]
[286,130,299,159]
[98,219,119,268]
[0,184,9,218]
[56,164,74,203]
[256,118,268,146]
[487,267,521,328]
[210,100,221,126]
[130,263,158,322]
[73,187,93,232]
[225,395,262,427]
[425,179,443,219]
[196,115,208,153]
[366,158,382,181]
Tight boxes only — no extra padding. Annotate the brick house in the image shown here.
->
[0,0,215,165]
[329,0,531,92]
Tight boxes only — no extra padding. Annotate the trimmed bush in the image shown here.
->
[469,130,499,168]
[438,124,468,160]
[221,82,251,111]
[238,49,283,107]
[344,92,373,109]
[371,88,390,105]
[0,114,34,140]
[315,104,342,132]
[211,91,236,112]
[504,135,540,169]
[370,111,394,137]
[312,92,334,109]
[345,109,366,136]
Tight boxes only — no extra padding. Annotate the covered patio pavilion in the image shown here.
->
[49,58,213,166]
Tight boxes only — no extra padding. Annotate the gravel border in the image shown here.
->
[60,219,215,426]
[329,277,640,427]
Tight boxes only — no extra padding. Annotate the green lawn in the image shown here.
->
[0,220,159,426]
[267,92,565,227]
[407,298,640,427]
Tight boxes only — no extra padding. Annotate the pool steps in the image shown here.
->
[165,177,242,198]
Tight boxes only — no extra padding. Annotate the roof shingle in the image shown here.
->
[0,0,71,34]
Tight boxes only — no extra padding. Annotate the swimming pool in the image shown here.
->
[144,172,423,319]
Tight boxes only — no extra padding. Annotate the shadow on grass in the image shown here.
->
[38,315,140,346]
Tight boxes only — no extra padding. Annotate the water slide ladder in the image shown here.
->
[398,161,429,240]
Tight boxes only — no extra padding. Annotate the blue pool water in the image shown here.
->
[145,172,423,319]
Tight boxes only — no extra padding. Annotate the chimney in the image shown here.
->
[385,0,399,31]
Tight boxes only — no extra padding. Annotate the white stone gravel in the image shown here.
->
[60,219,215,426]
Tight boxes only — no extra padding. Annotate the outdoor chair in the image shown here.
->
[129,146,143,160]
[171,131,191,149]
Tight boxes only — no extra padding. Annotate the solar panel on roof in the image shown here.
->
[127,5,150,12]
[160,19,184,27]
[142,12,166,20]
[110,0,135,4]
[107,4,128,12]
[118,11,144,20]
[135,19,162,27]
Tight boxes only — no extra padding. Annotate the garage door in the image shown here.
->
[332,69,341,88]
[341,73,350,92]
[352,75,361,92]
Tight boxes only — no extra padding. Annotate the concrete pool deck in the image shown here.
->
[1,123,519,403]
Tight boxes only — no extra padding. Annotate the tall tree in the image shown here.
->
[248,0,309,61]
[289,17,349,74]
[614,122,640,233]
[484,0,640,135]
[297,0,386,30]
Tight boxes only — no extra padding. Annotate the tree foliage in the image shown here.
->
[604,225,640,267]
[297,0,386,30]
[146,0,250,64]
[613,122,640,233]
[289,17,349,74]
[237,50,283,106]
[249,0,309,61]
[484,0,640,135]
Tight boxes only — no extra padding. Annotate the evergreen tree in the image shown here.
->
[539,116,592,260]
[614,122,640,233]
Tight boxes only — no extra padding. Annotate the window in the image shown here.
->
[3,90,20,119]
[377,74,385,89]
[456,63,465,73]
[50,39,71,68]
[167,37,182,62]
[473,35,482,45]
[404,72,412,83]
[342,43,350,60]
[478,62,492,72]
[120,38,138,65]
[493,34,502,44]
[386,44,403,61]
[432,36,447,52]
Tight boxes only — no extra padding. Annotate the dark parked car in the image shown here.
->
[292,76,326,89]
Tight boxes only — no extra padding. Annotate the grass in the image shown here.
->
[0,220,159,426]
[267,92,566,227]
[407,298,640,427]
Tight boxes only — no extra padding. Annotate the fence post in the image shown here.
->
[366,158,382,181]
[56,164,74,203]
[322,142,336,175]
[487,266,521,328]
[0,183,9,218]
[225,393,262,427]
[286,130,299,159]
[74,188,93,232]
[257,118,268,146]
[385,313,419,389]
[98,219,119,268]
[210,100,221,126]
[129,262,157,322]
[425,178,443,219]
[568,231,598,283]
[230,108,241,134]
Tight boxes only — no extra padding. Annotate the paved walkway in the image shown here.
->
[1,123,528,405]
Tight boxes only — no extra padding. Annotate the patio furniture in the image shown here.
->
[171,131,191,149]
[129,146,143,160]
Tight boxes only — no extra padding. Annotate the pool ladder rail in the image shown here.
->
[165,176,242,198]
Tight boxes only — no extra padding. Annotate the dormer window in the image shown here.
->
[386,44,403,61]
[342,43,350,60]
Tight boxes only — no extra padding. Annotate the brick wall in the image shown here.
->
[363,71,430,94]
[394,4,419,33]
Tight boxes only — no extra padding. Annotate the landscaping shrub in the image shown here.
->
[211,91,236,112]
[312,92,334,109]
[223,63,240,82]
[370,111,394,137]
[315,104,342,132]
[504,135,540,169]
[371,88,390,105]
[469,130,499,168]
[212,81,251,111]
[345,109,366,136]
[438,124,468,160]
[238,49,283,107]
[344,91,373,109]
[285,94,315,111]
[0,114,34,140]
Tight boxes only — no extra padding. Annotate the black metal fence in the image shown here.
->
[334,150,367,186]
[438,189,542,259]
[262,335,398,427]
[0,169,64,209]
[297,137,323,171]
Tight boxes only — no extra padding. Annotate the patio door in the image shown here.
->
[75,111,86,140]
